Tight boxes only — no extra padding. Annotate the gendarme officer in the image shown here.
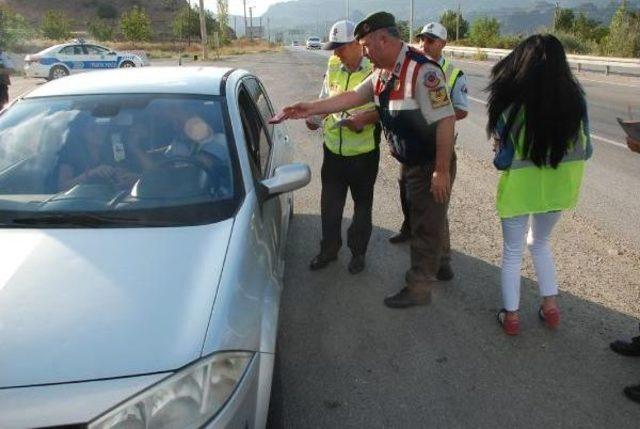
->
[283,11,456,308]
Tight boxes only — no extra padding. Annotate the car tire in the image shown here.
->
[288,193,294,220]
[120,61,135,68]
[48,65,69,81]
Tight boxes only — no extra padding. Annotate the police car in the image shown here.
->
[23,39,148,81]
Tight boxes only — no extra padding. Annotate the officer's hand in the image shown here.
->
[430,170,451,204]
[343,118,364,133]
[627,136,640,154]
[283,102,313,119]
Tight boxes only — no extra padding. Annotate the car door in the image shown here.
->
[237,82,283,277]
[84,44,118,70]
[56,45,87,75]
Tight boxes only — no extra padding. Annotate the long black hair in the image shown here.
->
[486,34,586,168]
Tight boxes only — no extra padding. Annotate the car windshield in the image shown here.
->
[0,94,241,228]
[309,38,320,42]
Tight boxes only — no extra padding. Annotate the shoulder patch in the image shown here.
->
[424,71,441,89]
[429,86,451,108]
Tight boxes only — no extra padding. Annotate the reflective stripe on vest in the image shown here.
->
[323,55,377,156]
[441,58,462,98]
[496,106,588,218]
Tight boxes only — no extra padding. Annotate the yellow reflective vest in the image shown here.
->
[440,58,462,98]
[497,105,591,218]
[322,55,377,156]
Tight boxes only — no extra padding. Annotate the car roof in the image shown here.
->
[24,66,238,98]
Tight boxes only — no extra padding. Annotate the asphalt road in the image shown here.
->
[6,50,640,428]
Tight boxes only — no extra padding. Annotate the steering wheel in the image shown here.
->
[148,155,222,195]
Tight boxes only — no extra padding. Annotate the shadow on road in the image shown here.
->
[269,214,640,428]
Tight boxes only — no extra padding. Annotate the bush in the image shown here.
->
[0,7,35,50]
[469,17,500,48]
[120,6,151,42]
[88,18,114,41]
[96,3,118,20]
[554,31,592,54]
[41,10,73,40]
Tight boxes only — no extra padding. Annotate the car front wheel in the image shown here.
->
[120,61,135,68]
[48,65,69,81]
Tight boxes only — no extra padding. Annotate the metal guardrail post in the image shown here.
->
[605,65,610,76]
[577,62,581,72]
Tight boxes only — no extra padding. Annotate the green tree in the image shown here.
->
[88,18,114,41]
[120,6,151,42]
[216,0,229,45]
[554,7,575,32]
[469,17,500,47]
[439,9,469,40]
[572,12,608,43]
[41,10,72,40]
[603,0,640,57]
[0,7,34,50]
[172,4,200,40]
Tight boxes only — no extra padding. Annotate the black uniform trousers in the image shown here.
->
[320,145,380,257]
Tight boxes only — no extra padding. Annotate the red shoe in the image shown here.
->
[497,309,520,336]
[539,305,560,329]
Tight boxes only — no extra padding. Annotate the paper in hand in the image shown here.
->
[617,117,640,140]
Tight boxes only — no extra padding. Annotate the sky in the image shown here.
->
[195,0,286,17]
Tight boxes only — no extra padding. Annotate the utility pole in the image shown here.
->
[259,16,262,39]
[267,17,271,42]
[243,0,248,38]
[198,0,208,60]
[234,15,237,36]
[249,6,253,40]
[554,1,560,31]
[456,3,461,42]
[409,0,415,41]
[346,0,350,20]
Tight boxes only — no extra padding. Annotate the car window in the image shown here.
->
[238,87,272,179]
[0,94,241,227]
[243,77,275,138]
[59,46,84,55]
[86,45,110,55]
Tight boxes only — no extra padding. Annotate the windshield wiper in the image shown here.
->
[9,213,183,227]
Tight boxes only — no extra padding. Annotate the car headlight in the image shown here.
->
[89,351,253,429]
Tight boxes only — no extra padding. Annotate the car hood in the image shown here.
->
[0,220,233,388]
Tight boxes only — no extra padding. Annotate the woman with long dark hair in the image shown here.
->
[486,34,592,335]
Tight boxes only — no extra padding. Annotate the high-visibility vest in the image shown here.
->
[323,55,378,156]
[497,105,590,218]
[440,58,463,98]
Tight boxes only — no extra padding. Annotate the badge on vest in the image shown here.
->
[424,71,441,89]
[429,86,450,108]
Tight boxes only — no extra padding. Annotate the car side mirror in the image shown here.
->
[257,163,310,203]
[109,51,116,55]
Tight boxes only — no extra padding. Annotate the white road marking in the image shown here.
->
[467,96,627,149]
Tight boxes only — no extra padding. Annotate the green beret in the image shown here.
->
[354,11,396,40]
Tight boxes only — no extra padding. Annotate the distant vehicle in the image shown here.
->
[291,40,300,46]
[23,39,149,81]
[306,37,322,49]
[0,66,310,428]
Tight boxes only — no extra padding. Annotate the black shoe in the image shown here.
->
[383,287,431,308]
[309,253,337,271]
[348,254,365,274]
[624,383,640,403]
[610,336,640,357]
[389,231,411,244]
[436,264,454,281]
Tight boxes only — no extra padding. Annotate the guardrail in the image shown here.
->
[443,46,640,76]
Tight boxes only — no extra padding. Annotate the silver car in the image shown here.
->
[0,66,310,428]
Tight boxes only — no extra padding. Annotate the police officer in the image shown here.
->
[0,49,14,107]
[306,20,381,274]
[283,11,456,308]
[389,21,469,283]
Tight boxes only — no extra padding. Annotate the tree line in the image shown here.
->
[0,1,234,49]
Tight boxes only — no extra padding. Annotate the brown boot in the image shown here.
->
[383,286,431,308]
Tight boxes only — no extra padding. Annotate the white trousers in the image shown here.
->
[500,212,562,311]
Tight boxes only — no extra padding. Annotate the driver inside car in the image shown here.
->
[57,116,145,192]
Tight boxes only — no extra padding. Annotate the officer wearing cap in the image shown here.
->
[306,20,381,275]
[389,21,469,283]
[283,11,456,308]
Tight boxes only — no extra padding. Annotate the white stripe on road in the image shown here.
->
[467,96,627,149]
